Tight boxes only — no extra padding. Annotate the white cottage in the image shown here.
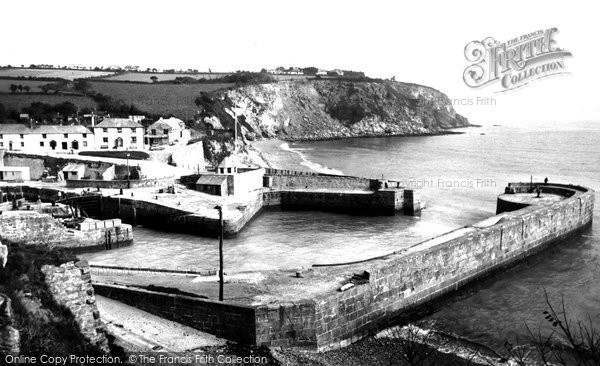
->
[93,118,145,150]
[0,124,93,153]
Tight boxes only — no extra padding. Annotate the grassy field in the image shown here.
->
[98,72,232,82]
[0,68,115,80]
[98,71,318,83]
[0,93,97,111]
[0,79,50,93]
[89,81,234,118]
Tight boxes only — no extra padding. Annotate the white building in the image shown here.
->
[0,166,30,181]
[0,124,93,153]
[145,117,190,147]
[93,118,145,150]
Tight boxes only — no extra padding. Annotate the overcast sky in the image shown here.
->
[2,0,598,125]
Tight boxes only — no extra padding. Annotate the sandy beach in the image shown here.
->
[251,139,344,175]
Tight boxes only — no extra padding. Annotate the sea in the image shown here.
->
[83,119,600,351]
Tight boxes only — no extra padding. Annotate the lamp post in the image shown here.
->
[214,205,224,301]
[126,148,131,189]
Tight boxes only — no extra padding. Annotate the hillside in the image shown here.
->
[196,80,470,141]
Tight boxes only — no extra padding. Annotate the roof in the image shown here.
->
[0,124,30,135]
[62,163,86,172]
[218,155,244,168]
[196,175,228,185]
[33,125,92,134]
[148,117,184,131]
[0,124,91,135]
[95,118,143,129]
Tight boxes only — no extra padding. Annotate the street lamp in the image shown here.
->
[214,205,224,301]
[126,148,131,189]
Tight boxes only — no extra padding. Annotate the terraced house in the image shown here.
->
[0,124,93,153]
[92,118,145,150]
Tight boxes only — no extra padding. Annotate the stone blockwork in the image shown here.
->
[276,189,403,214]
[270,174,374,191]
[41,260,109,352]
[0,211,133,251]
[94,284,256,344]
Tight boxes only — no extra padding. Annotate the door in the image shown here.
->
[115,137,123,148]
[50,140,57,150]
[8,141,13,150]
[71,140,79,150]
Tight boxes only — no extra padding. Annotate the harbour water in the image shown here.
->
[83,120,600,351]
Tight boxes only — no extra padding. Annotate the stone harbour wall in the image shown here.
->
[269,174,374,191]
[94,283,257,344]
[91,184,594,351]
[0,211,133,252]
[304,184,595,350]
[252,184,594,350]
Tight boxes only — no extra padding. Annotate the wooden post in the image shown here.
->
[215,205,224,301]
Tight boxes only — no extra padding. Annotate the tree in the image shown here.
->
[73,79,91,96]
[0,103,6,123]
[150,76,158,83]
[17,85,23,92]
[9,84,17,93]
[23,85,31,93]
[302,66,318,75]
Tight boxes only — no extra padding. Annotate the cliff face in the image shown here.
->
[197,80,469,141]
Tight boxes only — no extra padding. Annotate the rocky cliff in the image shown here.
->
[197,80,469,141]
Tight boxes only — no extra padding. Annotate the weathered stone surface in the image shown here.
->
[41,262,109,353]
[0,241,7,268]
[0,294,20,355]
[197,80,470,141]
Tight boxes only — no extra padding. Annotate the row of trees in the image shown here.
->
[8,84,31,93]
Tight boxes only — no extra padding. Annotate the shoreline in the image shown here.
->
[249,126,475,174]
[276,126,475,143]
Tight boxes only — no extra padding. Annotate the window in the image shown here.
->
[83,141,87,147]
[40,141,44,147]
[0,134,3,139]
[0,142,3,147]
[64,134,68,138]
[103,137,108,143]
[61,142,67,150]
[42,134,47,138]
[163,129,169,135]
[131,136,137,143]
[83,133,87,138]
[151,129,156,135]
[20,142,24,147]
[20,134,24,139]
[131,128,135,133]
[117,128,122,133]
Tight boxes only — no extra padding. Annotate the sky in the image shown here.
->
[1,0,598,126]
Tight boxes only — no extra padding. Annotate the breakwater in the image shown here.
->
[95,183,594,350]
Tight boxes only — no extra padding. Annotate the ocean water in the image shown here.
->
[84,120,600,351]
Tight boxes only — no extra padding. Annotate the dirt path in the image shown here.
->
[97,295,226,352]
